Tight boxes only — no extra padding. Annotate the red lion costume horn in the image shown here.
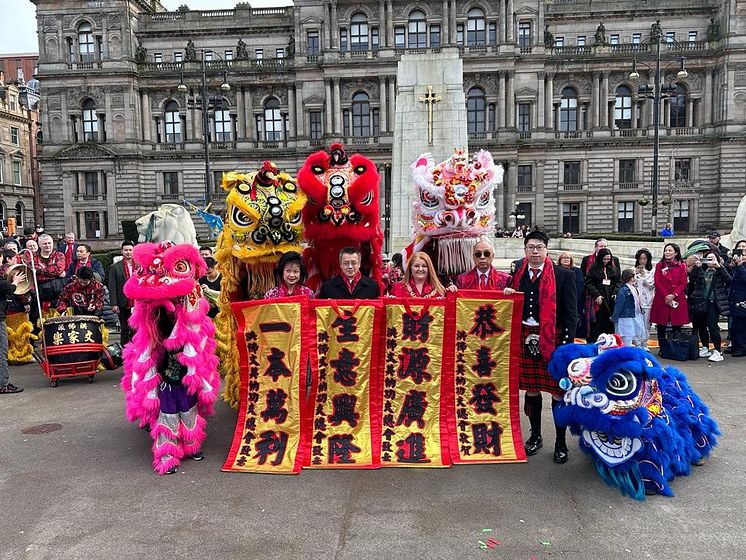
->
[297,143,384,291]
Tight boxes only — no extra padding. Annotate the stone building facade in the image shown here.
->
[31,0,746,249]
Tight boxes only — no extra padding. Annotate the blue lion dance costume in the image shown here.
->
[548,334,720,500]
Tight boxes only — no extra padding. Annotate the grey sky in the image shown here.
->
[0,0,292,55]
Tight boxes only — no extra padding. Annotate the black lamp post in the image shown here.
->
[177,49,230,206]
[629,26,688,236]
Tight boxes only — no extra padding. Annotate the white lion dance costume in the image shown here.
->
[407,148,503,276]
[121,242,219,475]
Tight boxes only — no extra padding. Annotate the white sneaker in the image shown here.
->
[699,347,712,358]
[708,350,724,363]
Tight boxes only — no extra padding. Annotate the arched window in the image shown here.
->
[350,13,369,51]
[614,85,633,129]
[263,98,282,141]
[164,100,181,143]
[15,202,24,227]
[408,10,427,48]
[214,100,232,142]
[352,92,371,137]
[669,84,687,127]
[466,87,486,133]
[467,8,486,46]
[78,22,95,62]
[559,87,578,131]
[82,98,98,141]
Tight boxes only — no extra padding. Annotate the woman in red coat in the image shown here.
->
[389,252,456,298]
[650,242,690,345]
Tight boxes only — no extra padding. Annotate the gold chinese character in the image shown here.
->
[68,331,80,344]
[84,330,94,343]
[52,332,64,346]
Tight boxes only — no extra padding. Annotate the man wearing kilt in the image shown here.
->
[504,231,578,463]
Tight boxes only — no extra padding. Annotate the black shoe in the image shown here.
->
[524,435,543,456]
[723,346,732,354]
[164,466,177,475]
[191,451,205,461]
[731,350,744,358]
[553,444,569,464]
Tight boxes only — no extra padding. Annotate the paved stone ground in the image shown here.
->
[1,351,742,560]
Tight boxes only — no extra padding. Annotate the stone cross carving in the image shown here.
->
[419,85,441,146]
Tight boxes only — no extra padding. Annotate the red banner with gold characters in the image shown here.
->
[443,290,527,464]
[306,300,384,469]
[222,297,311,474]
[381,298,451,467]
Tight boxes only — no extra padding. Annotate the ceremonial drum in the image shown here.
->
[43,315,104,365]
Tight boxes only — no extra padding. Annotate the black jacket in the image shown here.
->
[0,277,18,322]
[108,260,131,308]
[687,264,731,316]
[319,275,380,300]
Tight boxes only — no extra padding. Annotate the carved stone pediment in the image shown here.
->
[55,143,118,160]
[341,79,379,100]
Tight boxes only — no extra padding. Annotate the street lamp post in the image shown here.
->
[177,49,230,206]
[629,26,688,236]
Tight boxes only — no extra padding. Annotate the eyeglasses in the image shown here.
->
[525,244,547,251]
[474,251,492,258]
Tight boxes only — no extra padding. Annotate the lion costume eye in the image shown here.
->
[312,165,324,175]
[173,260,191,274]
[420,189,439,209]
[606,370,638,398]
[476,191,491,208]
[231,206,254,228]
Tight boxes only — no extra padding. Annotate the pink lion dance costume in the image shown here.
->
[121,242,219,475]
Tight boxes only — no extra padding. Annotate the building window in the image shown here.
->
[466,8,486,46]
[371,27,380,50]
[0,157,4,183]
[164,100,181,144]
[666,32,675,43]
[577,36,586,46]
[430,24,441,48]
[673,200,690,232]
[10,127,19,145]
[466,87,486,133]
[351,92,371,137]
[632,33,641,44]
[617,201,635,232]
[340,28,348,51]
[309,111,322,139]
[610,34,619,45]
[225,50,233,61]
[342,109,350,136]
[154,52,162,63]
[12,161,22,185]
[614,85,633,129]
[307,29,320,54]
[563,161,580,186]
[0,202,5,225]
[554,36,564,47]
[372,108,380,136]
[276,48,285,58]
[255,49,263,60]
[78,22,95,62]
[263,98,282,141]
[174,51,183,62]
[82,99,98,141]
[559,87,578,131]
[9,95,17,111]
[408,10,427,48]
[15,202,24,227]
[674,158,691,182]
[456,23,464,46]
[214,100,232,142]
[670,84,687,127]
[518,22,532,47]
[688,31,697,42]
[395,26,405,49]
[351,13,369,51]
[517,165,532,189]
[163,172,179,195]
[488,22,497,45]
[619,159,636,184]
[83,171,98,195]
[204,51,213,61]
[518,103,531,132]
[562,203,580,234]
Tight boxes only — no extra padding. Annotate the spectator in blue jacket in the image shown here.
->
[612,269,646,347]
[659,223,675,237]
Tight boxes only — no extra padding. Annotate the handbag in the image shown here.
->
[659,328,699,362]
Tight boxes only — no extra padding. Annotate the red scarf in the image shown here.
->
[511,256,557,361]
[65,243,75,268]
[344,272,362,295]
[584,252,596,274]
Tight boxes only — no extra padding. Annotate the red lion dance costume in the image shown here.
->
[121,242,219,475]
[297,143,384,290]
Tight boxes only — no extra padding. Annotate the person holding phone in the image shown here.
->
[687,250,731,362]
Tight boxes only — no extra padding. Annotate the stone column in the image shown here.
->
[497,72,506,128]
[388,77,396,128]
[386,0,393,47]
[506,72,515,128]
[506,0,514,42]
[331,2,338,49]
[288,85,296,138]
[442,0,449,46]
[535,160,545,227]
[333,78,341,134]
[323,2,331,50]
[537,72,545,129]
[325,80,333,134]
[379,1,386,47]
[591,73,599,128]
[379,77,388,132]
[497,0,504,45]
[236,87,245,139]
[686,97,694,127]
[704,69,713,125]
[545,73,553,131]
[630,98,637,129]
[295,81,304,137]
[141,91,151,142]
[450,0,457,44]
[600,73,609,128]
[247,88,257,142]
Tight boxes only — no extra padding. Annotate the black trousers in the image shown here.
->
[119,307,133,346]
[693,302,723,352]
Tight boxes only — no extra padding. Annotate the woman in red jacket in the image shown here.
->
[389,252,455,298]
[650,242,690,345]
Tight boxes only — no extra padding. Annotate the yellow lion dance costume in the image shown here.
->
[214,162,307,408]
[6,312,37,364]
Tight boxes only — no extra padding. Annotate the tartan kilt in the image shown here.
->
[518,325,563,397]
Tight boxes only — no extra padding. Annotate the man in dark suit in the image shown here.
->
[504,231,578,464]
[108,240,135,345]
[67,243,105,282]
[319,247,380,299]
[57,232,79,270]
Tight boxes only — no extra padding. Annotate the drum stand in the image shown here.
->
[19,249,47,366]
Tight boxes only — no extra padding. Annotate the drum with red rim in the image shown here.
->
[43,315,104,365]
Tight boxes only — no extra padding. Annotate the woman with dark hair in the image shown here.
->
[687,250,731,362]
[584,248,620,341]
[650,242,689,346]
[634,248,655,347]
[264,251,314,299]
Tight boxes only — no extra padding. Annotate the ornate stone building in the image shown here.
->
[31,0,746,249]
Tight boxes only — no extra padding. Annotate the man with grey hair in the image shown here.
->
[456,237,511,290]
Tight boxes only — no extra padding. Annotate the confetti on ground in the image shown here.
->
[486,538,500,548]
[540,540,551,546]
[482,528,493,533]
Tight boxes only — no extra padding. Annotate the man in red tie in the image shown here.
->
[456,238,511,291]
[108,241,136,345]
[58,232,78,270]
